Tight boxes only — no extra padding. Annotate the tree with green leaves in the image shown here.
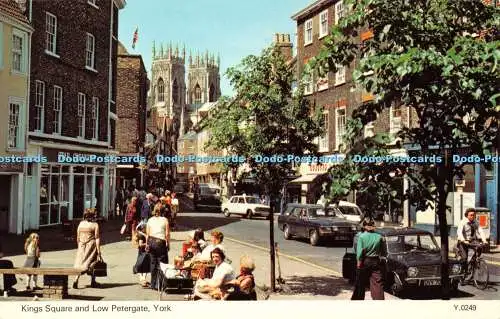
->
[204,46,323,291]
[310,0,499,299]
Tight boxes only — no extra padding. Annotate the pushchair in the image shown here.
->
[156,262,193,300]
[156,261,215,300]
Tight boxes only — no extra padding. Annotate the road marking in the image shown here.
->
[225,236,342,276]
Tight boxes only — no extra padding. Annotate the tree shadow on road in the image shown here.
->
[1,220,128,256]
[175,215,243,233]
[275,275,352,297]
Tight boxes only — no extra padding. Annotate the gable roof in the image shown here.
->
[0,0,30,25]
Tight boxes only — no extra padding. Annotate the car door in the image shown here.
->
[227,197,236,213]
[293,207,308,237]
[236,196,246,215]
[286,207,301,236]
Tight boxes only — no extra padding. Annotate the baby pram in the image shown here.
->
[157,262,194,299]
[156,261,216,300]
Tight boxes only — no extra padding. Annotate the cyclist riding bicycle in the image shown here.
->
[456,208,487,271]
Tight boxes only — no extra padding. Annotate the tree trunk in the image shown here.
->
[437,187,451,300]
[269,195,276,292]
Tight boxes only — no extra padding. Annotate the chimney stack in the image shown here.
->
[273,33,293,61]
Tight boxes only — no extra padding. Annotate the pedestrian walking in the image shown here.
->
[351,219,384,300]
[351,220,366,296]
[146,204,170,290]
[23,233,41,290]
[171,193,179,229]
[133,223,151,288]
[141,193,154,223]
[73,208,102,289]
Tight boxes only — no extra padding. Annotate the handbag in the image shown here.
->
[120,223,127,235]
[90,256,107,277]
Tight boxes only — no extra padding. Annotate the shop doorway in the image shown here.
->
[73,175,84,219]
[0,175,11,233]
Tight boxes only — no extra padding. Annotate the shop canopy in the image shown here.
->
[289,173,324,184]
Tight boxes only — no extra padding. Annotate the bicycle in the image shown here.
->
[459,241,489,290]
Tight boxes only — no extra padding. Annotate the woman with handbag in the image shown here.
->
[146,203,170,290]
[73,208,102,289]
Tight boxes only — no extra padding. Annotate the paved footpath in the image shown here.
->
[0,219,393,301]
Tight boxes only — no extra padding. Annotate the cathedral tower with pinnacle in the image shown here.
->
[187,50,221,107]
[149,43,221,137]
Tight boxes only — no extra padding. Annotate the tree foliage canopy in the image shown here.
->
[205,47,323,194]
[309,0,499,298]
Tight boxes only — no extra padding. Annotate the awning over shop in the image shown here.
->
[117,164,134,168]
[289,173,323,184]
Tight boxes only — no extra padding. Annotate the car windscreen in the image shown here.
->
[309,208,339,217]
[386,234,440,253]
[245,197,260,204]
[337,205,362,216]
[200,187,220,196]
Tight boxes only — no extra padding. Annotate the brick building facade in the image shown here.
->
[22,0,125,231]
[290,0,413,204]
[116,41,148,188]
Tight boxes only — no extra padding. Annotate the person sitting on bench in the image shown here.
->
[223,255,257,300]
[189,248,234,300]
[0,242,17,294]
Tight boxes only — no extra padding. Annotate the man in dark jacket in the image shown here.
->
[0,242,17,294]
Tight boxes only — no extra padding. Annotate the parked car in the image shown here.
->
[194,183,222,211]
[221,195,270,219]
[342,228,462,296]
[330,201,363,223]
[278,203,358,246]
[173,183,186,195]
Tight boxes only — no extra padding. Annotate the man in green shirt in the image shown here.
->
[351,219,384,300]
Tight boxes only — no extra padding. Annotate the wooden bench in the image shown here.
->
[0,267,86,299]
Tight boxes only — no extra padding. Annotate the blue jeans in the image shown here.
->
[149,238,168,290]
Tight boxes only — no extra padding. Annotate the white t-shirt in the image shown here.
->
[210,261,235,284]
[200,243,225,261]
[147,216,168,240]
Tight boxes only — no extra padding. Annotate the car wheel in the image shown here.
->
[246,210,253,219]
[283,225,291,240]
[223,209,231,217]
[310,229,320,246]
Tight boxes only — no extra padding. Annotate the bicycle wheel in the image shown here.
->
[473,259,489,290]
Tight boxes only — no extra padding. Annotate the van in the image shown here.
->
[194,183,222,211]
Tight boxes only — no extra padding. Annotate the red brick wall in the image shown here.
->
[29,0,115,143]
[116,55,148,154]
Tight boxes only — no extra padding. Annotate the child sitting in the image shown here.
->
[163,256,189,279]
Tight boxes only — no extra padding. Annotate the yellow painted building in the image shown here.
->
[0,1,32,234]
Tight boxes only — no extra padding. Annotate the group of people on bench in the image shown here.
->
[151,229,257,300]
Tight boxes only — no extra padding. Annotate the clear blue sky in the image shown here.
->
[118,0,312,96]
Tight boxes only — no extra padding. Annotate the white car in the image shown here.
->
[329,201,363,223]
[221,195,270,219]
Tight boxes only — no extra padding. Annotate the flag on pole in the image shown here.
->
[132,26,138,49]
